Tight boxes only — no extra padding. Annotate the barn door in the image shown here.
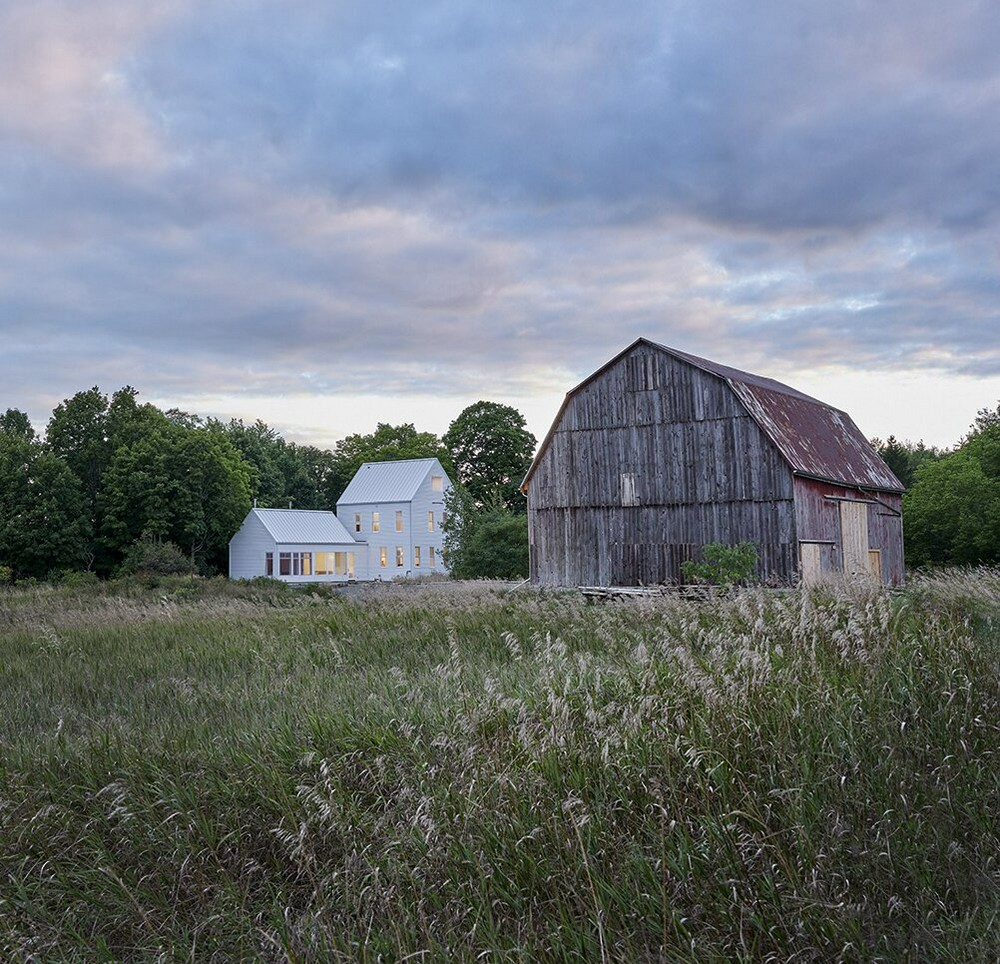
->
[839,501,870,577]
[800,543,823,587]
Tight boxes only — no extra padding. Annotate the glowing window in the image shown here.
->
[428,511,434,532]
[414,546,421,567]
[396,546,404,567]
[429,546,436,567]
[380,547,387,568]
[395,510,403,532]
[372,511,380,532]
[431,476,443,492]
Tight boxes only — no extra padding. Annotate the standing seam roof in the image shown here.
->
[337,458,444,506]
[252,509,357,544]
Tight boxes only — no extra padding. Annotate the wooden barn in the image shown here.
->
[521,338,905,587]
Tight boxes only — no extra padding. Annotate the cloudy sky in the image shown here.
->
[3,0,999,450]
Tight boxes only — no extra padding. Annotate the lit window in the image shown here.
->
[395,510,403,532]
[348,553,355,579]
[380,547,387,568]
[372,512,380,532]
[414,546,421,567]
[334,552,347,575]
[354,513,361,533]
[431,476,443,492]
[428,511,434,532]
[265,552,273,576]
[429,546,436,567]
[301,552,312,576]
[396,546,404,567]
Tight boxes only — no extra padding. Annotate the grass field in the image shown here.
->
[2,572,1000,961]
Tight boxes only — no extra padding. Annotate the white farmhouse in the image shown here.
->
[228,458,452,582]
[228,508,361,583]
[336,458,451,580]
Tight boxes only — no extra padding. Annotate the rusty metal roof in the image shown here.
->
[523,338,904,494]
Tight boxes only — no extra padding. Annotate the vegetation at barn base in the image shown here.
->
[2,571,1000,959]
[680,541,758,586]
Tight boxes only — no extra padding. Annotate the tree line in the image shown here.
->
[876,403,1000,568]
[0,390,536,582]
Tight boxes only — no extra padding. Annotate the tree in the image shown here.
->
[99,424,253,572]
[0,408,35,441]
[0,435,91,578]
[904,453,1000,567]
[442,486,529,579]
[443,402,536,513]
[872,436,942,489]
[328,423,452,505]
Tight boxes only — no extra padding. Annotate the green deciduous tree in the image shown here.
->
[0,408,35,441]
[442,486,529,579]
[443,401,536,513]
[100,425,253,572]
[904,453,1000,567]
[0,435,91,579]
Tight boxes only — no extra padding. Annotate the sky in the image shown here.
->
[2,0,1000,452]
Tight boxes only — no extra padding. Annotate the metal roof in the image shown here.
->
[337,458,446,506]
[523,338,904,494]
[252,508,357,545]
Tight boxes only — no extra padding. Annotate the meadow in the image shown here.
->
[2,571,1000,961]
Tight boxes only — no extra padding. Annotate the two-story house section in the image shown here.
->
[337,458,451,580]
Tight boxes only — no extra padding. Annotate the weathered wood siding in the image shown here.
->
[527,343,798,586]
[793,478,904,585]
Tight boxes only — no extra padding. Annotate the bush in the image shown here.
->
[118,536,197,577]
[681,541,758,586]
[0,565,12,586]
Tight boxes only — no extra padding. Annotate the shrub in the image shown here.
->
[681,541,758,586]
[118,536,197,577]
[0,565,12,586]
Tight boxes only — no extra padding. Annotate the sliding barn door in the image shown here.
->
[839,501,870,577]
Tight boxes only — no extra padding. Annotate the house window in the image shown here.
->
[372,511,380,532]
[395,510,404,532]
[414,546,421,567]
[621,473,638,506]
[334,552,348,575]
[396,546,404,567]
[279,552,291,576]
[380,547,387,568]
[348,553,355,578]
[315,552,332,575]
[431,476,443,492]
[429,545,436,567]
[265,552,273,576]
[428,511,435,532]
[354,513,362,533]
[301,552,312,576]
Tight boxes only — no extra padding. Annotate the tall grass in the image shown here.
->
[1,573,999,960]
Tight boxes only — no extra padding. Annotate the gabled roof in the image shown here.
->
[337,458,446,506]
[251,508,357,544]
[523,337,904,494]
